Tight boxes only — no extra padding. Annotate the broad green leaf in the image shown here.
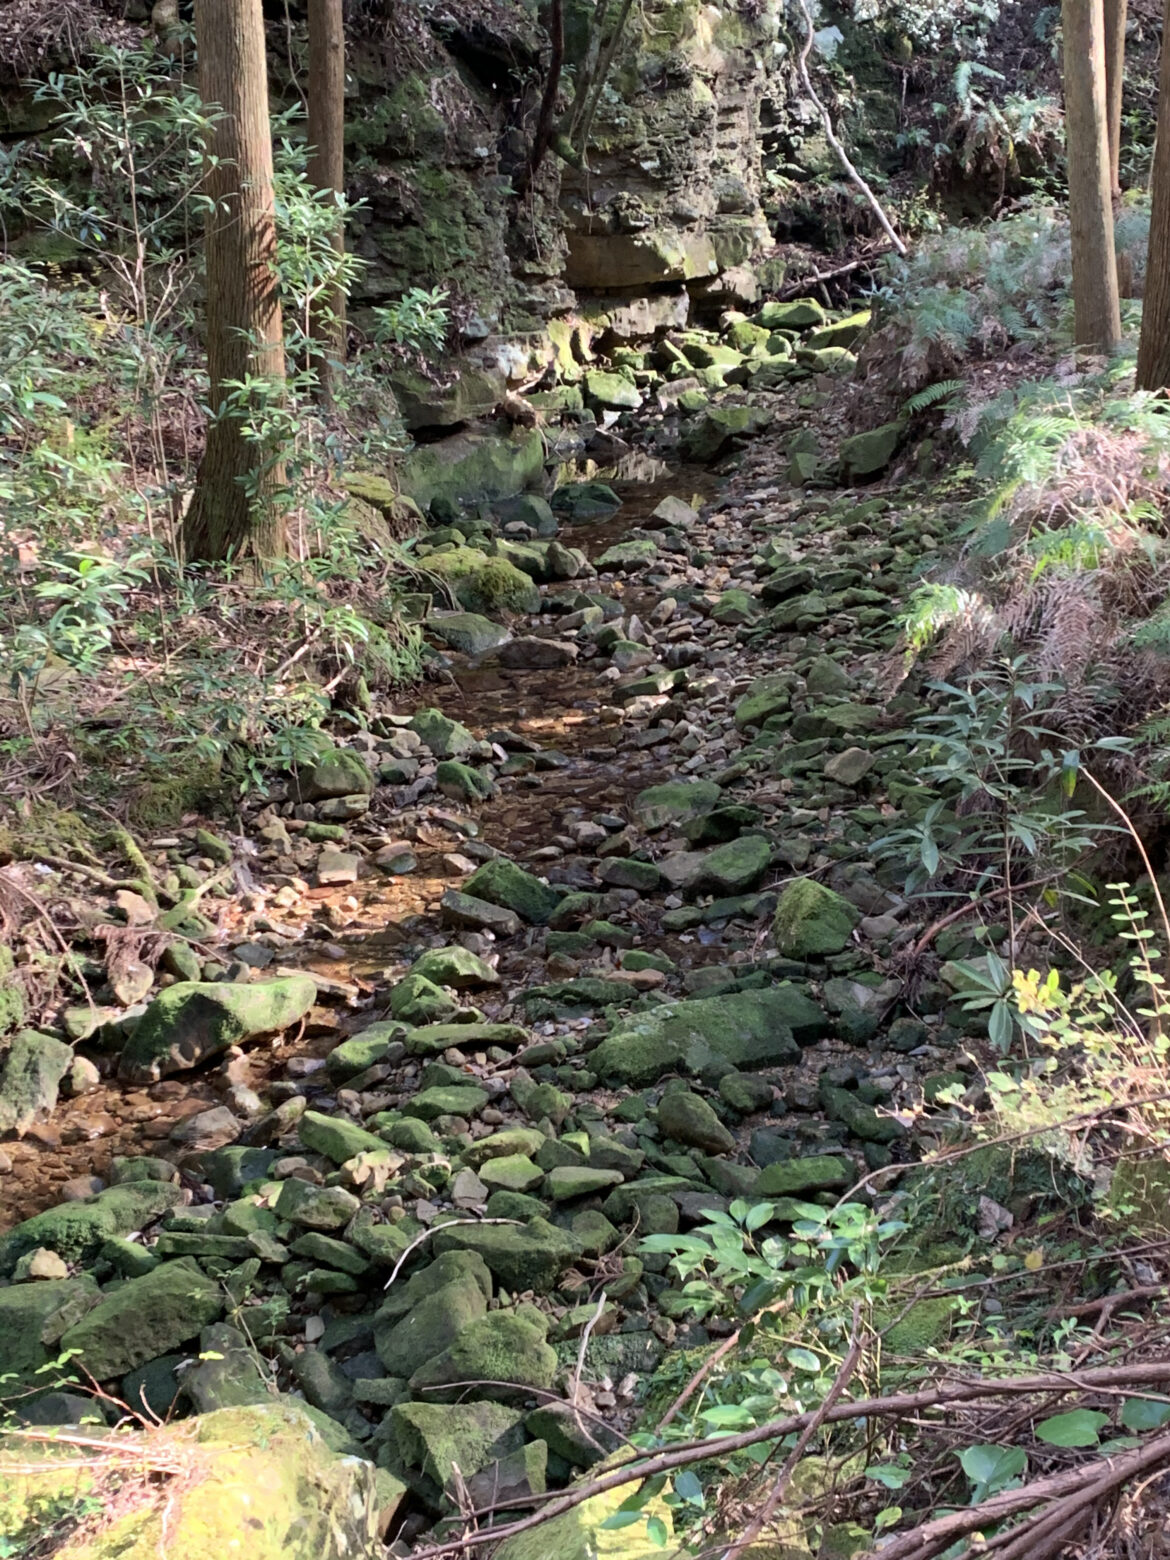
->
[786,1348,822,1373]
[673,1471,704,1506]
[646,1517,669,1549]
[988,1000,1013,1051]
[700,1404,754,1428]
[1035,1409,1109,1447]
[1120,1398,1170,1431]
[866,1464,911,1490]
[744,1202,774,1232]
[599,1512,643,1530]
[957,1444,1026,1491]
[875,1507,902,1532]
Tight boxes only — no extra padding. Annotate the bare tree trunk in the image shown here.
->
[185,0,286,562]
[1138,0,1170,384]
[1103,0,1127,197]
[307,0,346,401]
[1062,0,1122,352]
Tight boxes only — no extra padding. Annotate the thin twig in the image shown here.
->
[382,1219,521,1290]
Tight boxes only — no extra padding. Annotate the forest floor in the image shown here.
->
[5,340,1170,1560]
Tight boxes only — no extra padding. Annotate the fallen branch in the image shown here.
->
[859,1420,1170,1560]
[405,1362,1170,1560]
[773,248,893,299]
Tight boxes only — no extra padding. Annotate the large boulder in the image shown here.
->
[399,428,545,511]
[1,1400,384,1560]
[118,976,317,1083]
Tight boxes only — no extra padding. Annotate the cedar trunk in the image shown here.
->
[1138,0,1170,385]
[1062,0,1122,352]
[1103,0,1127,196]
[184,0,286,562]
[307,0,347,399]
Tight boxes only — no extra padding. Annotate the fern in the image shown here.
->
[904,379,964,415]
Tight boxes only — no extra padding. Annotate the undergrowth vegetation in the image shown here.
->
[0,41,437,824]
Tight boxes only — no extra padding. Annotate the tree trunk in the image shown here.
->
[519,0,564,195]
[1103,0,1126,197]
[184,0,286,563]
[307,0,347,400]
[1062,0,1122,352]
[1138,0,1170,384]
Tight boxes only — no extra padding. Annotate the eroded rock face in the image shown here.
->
[559,2,782,291]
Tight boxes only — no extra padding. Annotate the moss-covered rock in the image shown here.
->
[772,880,861,958]
[399,429,545,513]
[432,1216,582,1294]
[427,612,511,655]
[118,977,317,1084]
[393,1400,526,1489]
[0,1028,72,1135]
[375,1272,488,1376]
[634,779,722,830]
[0,945,25,1035]
[59,1258,223,1380]
[657,1089,735,1155]
[463,858,562,924]
[491,1474,677,1560]
[409,1308,558,1398]
[424,547,542,617]
[838,421,904,479]
[296,748,372,801]
[411,945,500,989]
[592,986,824,1086]
[407,706,478,758]
[297,1110,387,1165]
[8,1400,382,1560]
[0,1181,184,1278]
[681,403,772,462]
[0,1277,99,1387]
[755,1155,853,1195]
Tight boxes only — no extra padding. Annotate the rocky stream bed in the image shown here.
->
[0,307,978,1557]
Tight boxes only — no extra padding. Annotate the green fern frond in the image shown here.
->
[904,379,964,415]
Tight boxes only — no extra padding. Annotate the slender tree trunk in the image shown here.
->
[518,0,564,195]
[1137,0,1170,385]
[1103,0,1126,197]
[184,0,286,563]
[1062,0,1122,352]
[307,0,347,401]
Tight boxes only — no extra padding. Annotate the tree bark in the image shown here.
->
[519,0,564,195]
[307,0,347,400]
[184,0,286,563]
[1103,0,1127,196]
[1062,0,1122,352]
[1138,0,1170,384]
